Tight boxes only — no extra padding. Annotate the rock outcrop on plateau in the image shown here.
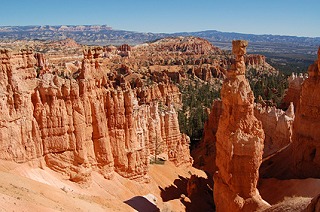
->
[245,54,266,67]
[150,36,220,55]
[292,47,320,178]
[214,40,269,211]
[0,47,192,182]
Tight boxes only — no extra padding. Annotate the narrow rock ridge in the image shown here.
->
[214,40,270,211]
[0,47,192,182]
[292,47,320,178]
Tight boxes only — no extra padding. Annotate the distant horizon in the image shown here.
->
[1,0,319,38]
[1,24,320,39]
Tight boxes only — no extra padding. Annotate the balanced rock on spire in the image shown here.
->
[214,40,270,212]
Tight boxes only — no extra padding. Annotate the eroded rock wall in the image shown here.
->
[0,47,192,182]
[0,48,40,163]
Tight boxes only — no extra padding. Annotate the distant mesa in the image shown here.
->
[13,25,113,32]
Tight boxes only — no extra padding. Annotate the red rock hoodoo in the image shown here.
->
[292,47,320,178]
[213,40,270,211]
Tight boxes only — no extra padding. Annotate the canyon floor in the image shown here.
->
[0,159,211,211]
[0,157,319,211]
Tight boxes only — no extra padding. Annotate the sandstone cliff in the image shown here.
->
[0,47,192,182]
[214,40,269,211]
[292,47,320,178]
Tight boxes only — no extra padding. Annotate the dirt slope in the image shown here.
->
[0,159,207,211]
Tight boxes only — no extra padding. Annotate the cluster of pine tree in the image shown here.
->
[178,80,221,147]
[246,68,288,107]
[177,68,288,147]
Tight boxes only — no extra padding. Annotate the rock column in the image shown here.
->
[214,40,269,211]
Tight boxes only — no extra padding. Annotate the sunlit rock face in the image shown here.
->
[0,47,192,182]
[214,40,269,212]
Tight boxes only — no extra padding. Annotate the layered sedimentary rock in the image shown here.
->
[292,47,320,178]
[0,48,39,163]
[0,47,192,182]
[255,103,294,157]
[214,40,269,211]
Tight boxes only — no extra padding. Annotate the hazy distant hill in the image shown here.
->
[0,25,318,72]
[175,30,320,47]
[0,25,318,48]
[0,25,166,45]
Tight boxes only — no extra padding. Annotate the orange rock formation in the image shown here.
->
[292,47,320,178]
[0,47,192,182]
[151,37,219,55]
[281,72,307,109]
[245,54,266,66]
[214,40,269,211]
[254,103,294,157]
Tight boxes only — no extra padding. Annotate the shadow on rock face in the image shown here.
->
[159,174,215,212]
[124,196,160,212]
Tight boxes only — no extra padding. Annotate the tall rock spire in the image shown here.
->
[214,40,269,211]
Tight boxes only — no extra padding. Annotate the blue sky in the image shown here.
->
[1,0,319,37]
